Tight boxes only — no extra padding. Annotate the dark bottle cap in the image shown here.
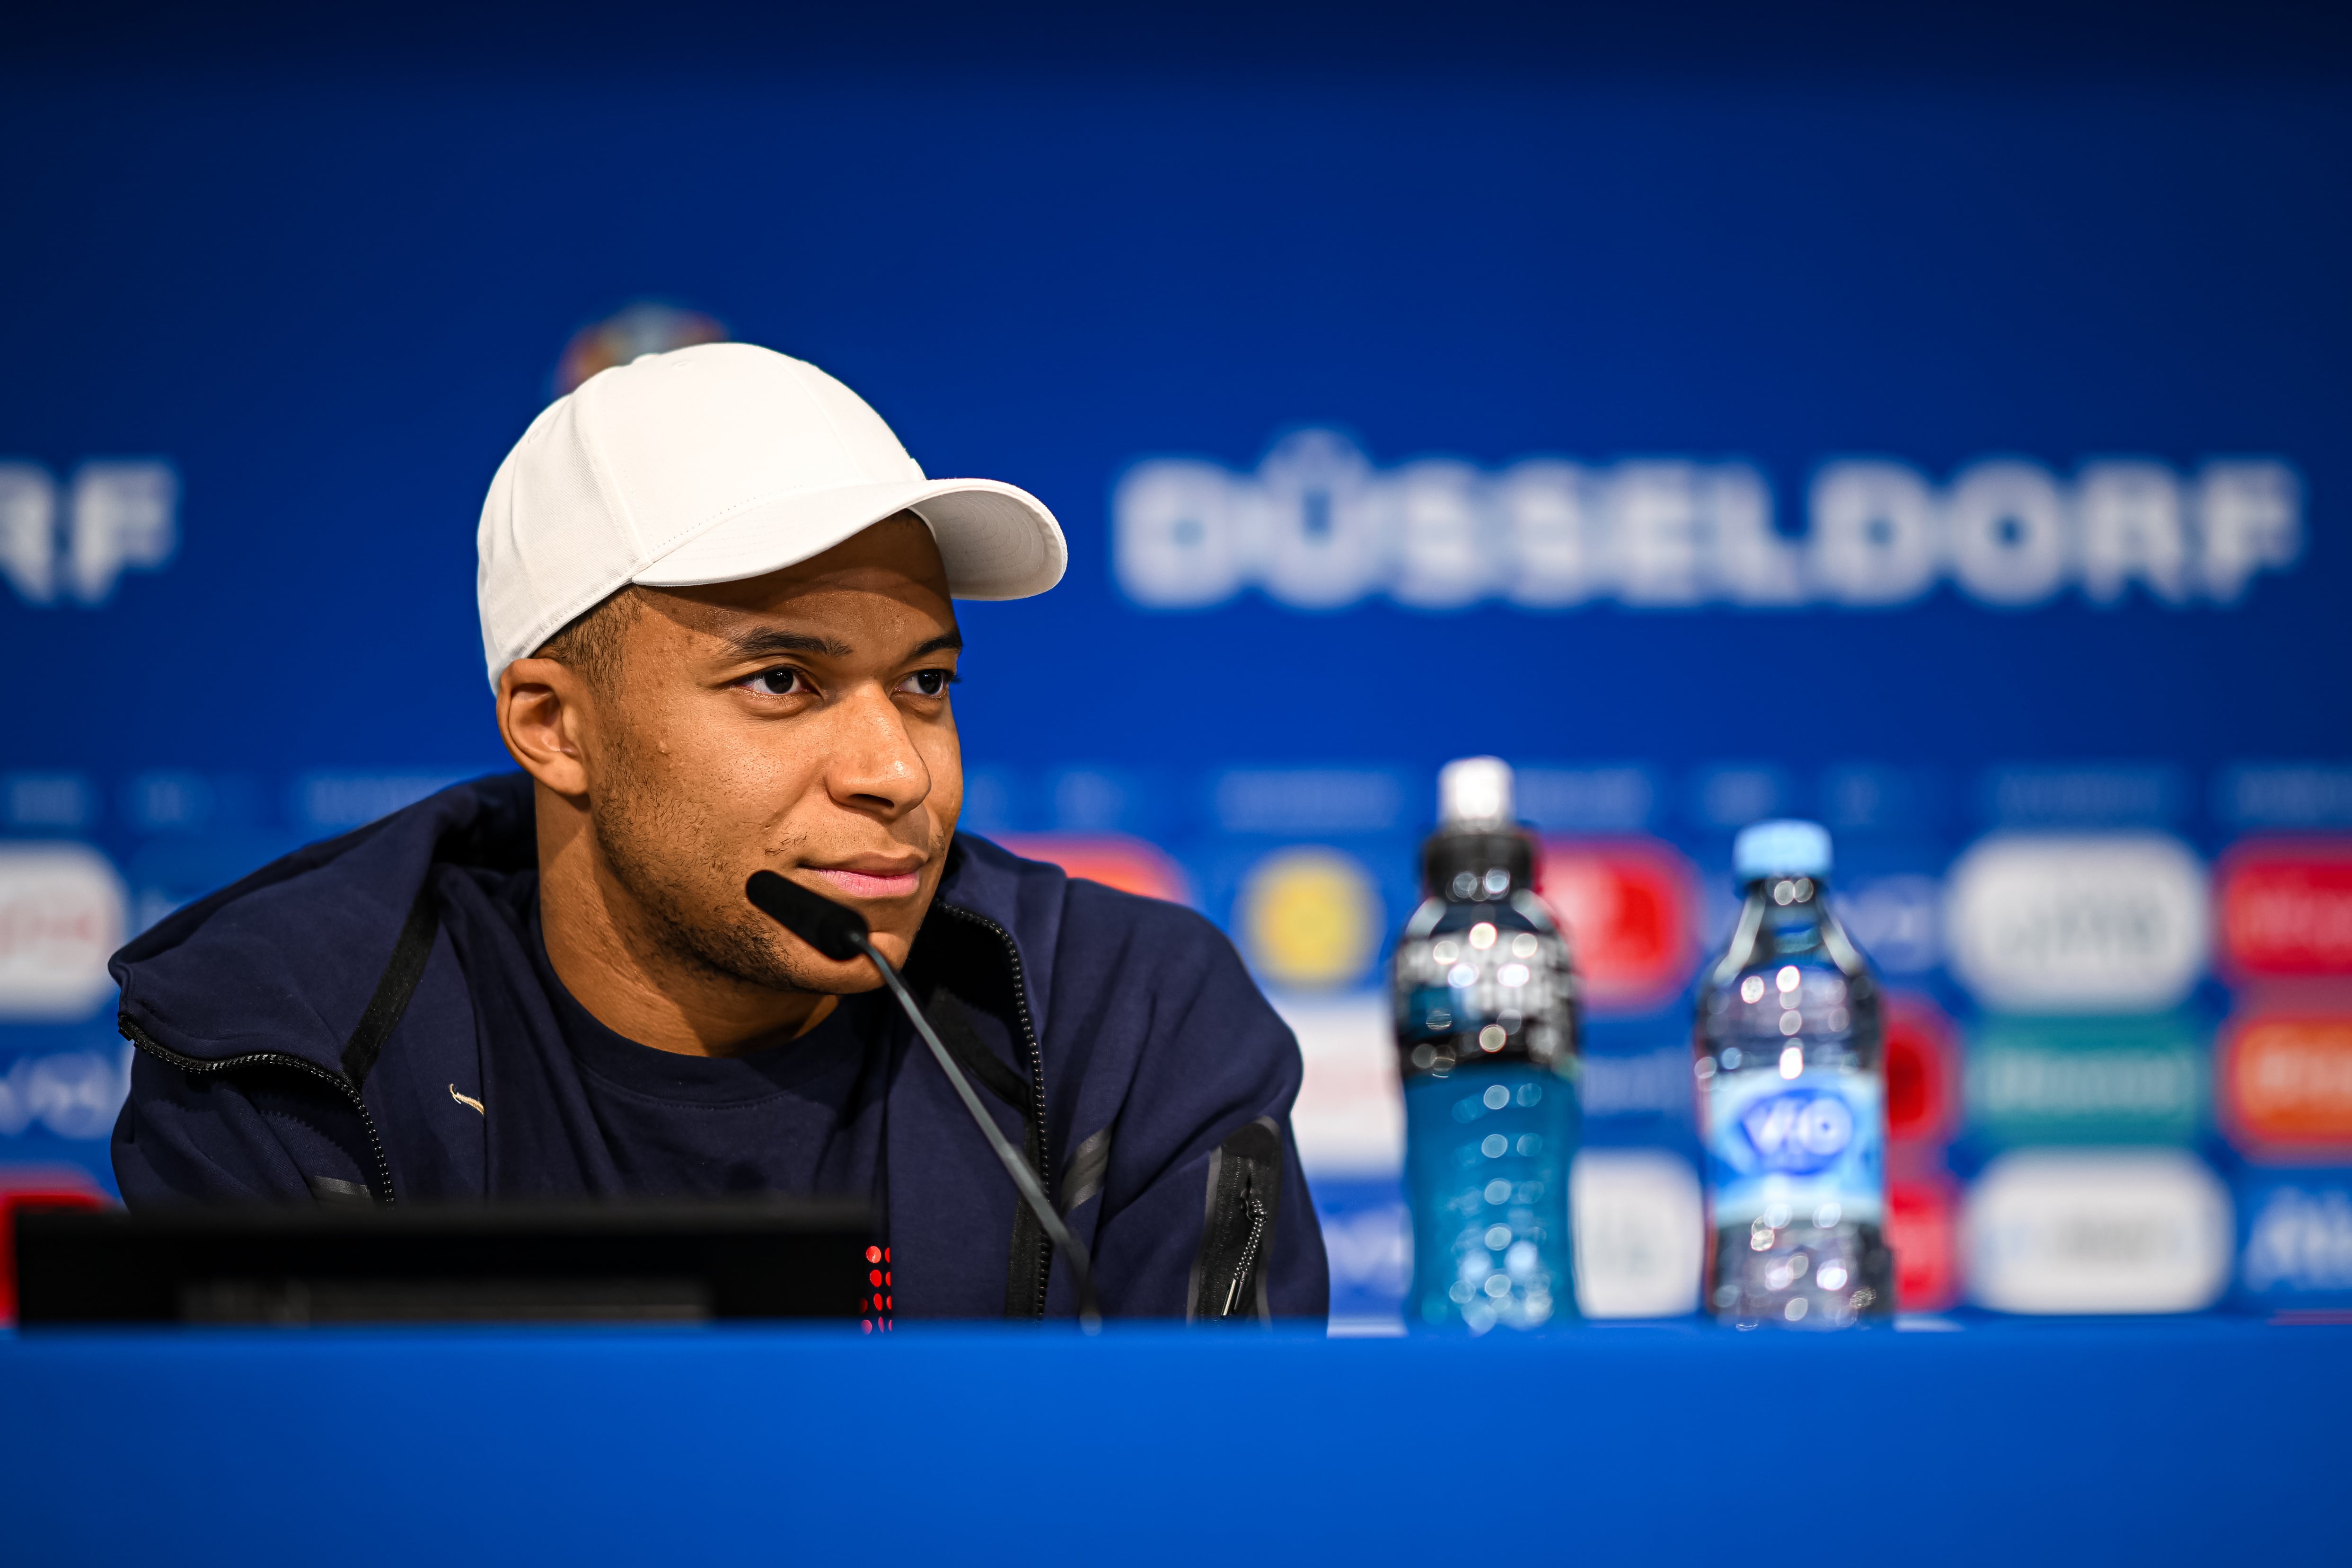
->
[1422,827,1535,902]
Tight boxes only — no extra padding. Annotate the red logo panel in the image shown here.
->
[1887,1176,1960,1312]
[2218,839,2352,978]
[1536,838,1697,1012]
[1884,996,1958,1147]
[2220,1013,2352,1159]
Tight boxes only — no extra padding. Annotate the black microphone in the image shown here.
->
[746,870,1102,1330]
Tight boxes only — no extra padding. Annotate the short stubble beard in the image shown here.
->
[587,730,823,996]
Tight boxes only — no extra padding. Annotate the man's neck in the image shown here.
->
[535,805,837,1059]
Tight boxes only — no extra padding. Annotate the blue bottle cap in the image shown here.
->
[1733,819,1832,881]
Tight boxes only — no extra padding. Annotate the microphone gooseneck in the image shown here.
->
[745,870,1103,1331]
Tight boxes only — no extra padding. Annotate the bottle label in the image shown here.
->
[1703,1066,1885,1226]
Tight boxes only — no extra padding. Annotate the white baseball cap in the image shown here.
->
[476,341,1066,687]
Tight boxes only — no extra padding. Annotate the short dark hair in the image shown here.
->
[533,586,641,690]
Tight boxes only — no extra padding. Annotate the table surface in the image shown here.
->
[1,1317,2345,1566]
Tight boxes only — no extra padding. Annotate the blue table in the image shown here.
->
[1,1319,2344,1565]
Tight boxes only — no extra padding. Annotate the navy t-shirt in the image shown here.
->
[523,897,894,1203]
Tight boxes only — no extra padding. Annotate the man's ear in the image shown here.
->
[498,657,593,798]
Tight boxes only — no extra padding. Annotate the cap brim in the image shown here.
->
[631,478,1066,599]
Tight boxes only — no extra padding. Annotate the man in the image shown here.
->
[110,343,1327,1322]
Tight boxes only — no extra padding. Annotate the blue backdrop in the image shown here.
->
[2,6,2349,1324]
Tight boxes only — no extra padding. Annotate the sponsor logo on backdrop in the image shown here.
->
[0,1047,131,1139]
[1944,833,2208,1012]
[1686,765,1787,828]
[1571,1149,1704,1319]
[1965,1148,2232,1314]
[1276,992,1405,1177]
[1818,762,1938,834]
[1516,767,1655,833]
[1212,768,1404,835]
[0,460,178,607]
[1889,1177,1961,1312]
[2240,1179,2352,1300]
[1040,769,1152,836]
[1965,1014,2205,1145]
[1,774,97,832]
[555,303,727,396]
[120,769,267,833]
[293,771,476,833]
[1884,998,1958,1146]
[1237,847,1384,991]
[0,844,126,1021]
[1536,839,1695,1012]
[2217,766,2352,831]
[1982,765,2183,828]
[1837,875,1944,975]
[2220,1015,2352,1158]
[2216,840,2352,978]
[1114,430,2302,612]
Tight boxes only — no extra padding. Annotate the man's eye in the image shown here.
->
[741,668,810,697]
[900,669,955,698]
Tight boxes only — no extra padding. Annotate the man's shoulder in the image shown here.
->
[947,838,1299,1135]
[943,834,1255,1023]
[1061,873,1235,962]
[112,774,535,1066]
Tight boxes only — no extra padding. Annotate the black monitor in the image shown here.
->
[13,1198,876,1325]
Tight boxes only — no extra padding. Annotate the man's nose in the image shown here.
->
[822,683,931,818]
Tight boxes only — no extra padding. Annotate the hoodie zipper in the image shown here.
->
[939,903,1053,1318]
[119,1015,397,1205]
[1222,1188,1269,1318]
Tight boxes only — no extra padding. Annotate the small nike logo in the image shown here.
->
[449,1084,485,1116]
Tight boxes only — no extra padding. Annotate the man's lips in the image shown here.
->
[808,866,923,900]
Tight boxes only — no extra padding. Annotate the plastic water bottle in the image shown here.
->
[1694,820,1892,1328]
[1393,758,1581,1332]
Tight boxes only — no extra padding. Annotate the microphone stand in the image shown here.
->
[747,872,1102,1331]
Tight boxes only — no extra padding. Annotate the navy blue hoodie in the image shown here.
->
[109,775,1328,1322]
